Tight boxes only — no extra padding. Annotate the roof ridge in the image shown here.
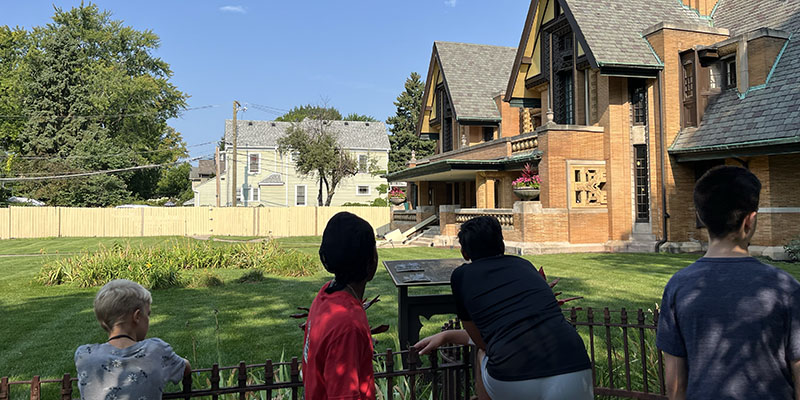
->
[434,40,517,50]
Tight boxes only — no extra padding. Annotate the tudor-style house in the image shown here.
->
[194,119,390,207]
[388,0,800,259]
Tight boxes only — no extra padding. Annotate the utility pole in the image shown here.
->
[215,146,221,207]
[231,100,241,207]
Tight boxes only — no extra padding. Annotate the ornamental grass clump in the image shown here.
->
[37,239,317,289]
[512,163,542,189]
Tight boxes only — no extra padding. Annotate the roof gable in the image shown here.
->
[433,41,517,121]
[563,0,709,68]
[224,119,390,151]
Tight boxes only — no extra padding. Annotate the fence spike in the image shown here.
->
[265,359,273,400]
[430,349,440,400]
[386,349,395,400]
[621,308,632,390]
[0,377,7,400]
[238,361,247,400]
[60,374,72,400]
[638,309,650,394]
[30,376,40,400]
[181,369,192,400]
[211,364,220,400]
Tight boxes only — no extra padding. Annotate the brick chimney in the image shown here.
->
[682,0,719,17]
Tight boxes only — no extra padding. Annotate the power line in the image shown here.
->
[0,155,209,182]
[0,104,219,121]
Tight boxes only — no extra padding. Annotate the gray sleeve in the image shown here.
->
[153,338,187,384]
[787,287,800,361]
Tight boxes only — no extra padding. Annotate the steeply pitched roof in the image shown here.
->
[670,1,800,156]
[435,41,517,121]
[564,0,710,67]
[223,119,390,151]
[190,160,216,180]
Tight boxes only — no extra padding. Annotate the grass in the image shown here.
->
[1,236,799,397]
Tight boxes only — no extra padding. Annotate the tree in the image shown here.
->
[156,162,193,202]
[275,105,342,122]
[386,72,435,173]
[278,118,358,207]
[343,113,378,122]
[0,3,188,206]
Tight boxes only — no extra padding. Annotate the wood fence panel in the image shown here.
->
[316,207,391,235]
[0,209,9,239]
[142,208,186,237]
[257,208,288,237]
[10,207,60,238]
[185,208,213,237]
[209,208,254,237]
[289,207,316,236]
[59,208,105,237]
[104,209,142,237]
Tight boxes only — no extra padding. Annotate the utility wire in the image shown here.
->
[0,155,208,182]
[0,104,219,121]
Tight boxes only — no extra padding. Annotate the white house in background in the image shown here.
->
[194,119,390,207]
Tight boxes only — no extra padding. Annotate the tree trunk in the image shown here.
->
[317,169,325,206]
[324,175,341,207]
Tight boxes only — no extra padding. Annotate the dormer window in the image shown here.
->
[724,59,737,89]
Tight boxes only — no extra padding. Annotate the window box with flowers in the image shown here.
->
[512,164,541,201]
[388,187,407,205]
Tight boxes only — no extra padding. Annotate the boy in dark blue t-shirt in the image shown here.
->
[657,166,800,400]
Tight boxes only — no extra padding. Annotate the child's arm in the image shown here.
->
[414,329,471,355]
[664,352,687,400]
[183,358,192,377]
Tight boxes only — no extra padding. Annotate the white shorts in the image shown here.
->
[481,355,594,400]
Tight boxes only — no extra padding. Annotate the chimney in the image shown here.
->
[681,0,720,17]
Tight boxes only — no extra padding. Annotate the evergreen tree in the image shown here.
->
[386,72,435,173]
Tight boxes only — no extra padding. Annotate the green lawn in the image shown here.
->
[1,236,798,387]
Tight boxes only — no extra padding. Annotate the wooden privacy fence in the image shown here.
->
[0,206,390,239]
[2,307,666,400]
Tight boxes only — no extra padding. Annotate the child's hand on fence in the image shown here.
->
[414,332,448,355]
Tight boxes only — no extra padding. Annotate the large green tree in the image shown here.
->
[386,72,435,173]
[277,118,358,206]
[0,3,188,206]
[275,105,342,122]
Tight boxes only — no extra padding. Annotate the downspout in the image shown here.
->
[655,69,670,252]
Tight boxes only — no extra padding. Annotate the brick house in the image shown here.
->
[387,0,799,259]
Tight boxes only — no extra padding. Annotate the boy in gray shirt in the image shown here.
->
[75,279,190,400]
[657,166,800,399]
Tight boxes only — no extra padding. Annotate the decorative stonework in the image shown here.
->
[571,165,607,207]
[521,108,534,133]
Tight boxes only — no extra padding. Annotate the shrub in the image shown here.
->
[236,270,266,284]
[189,271,225,288]
[785,238,800,261]
[37,239,317,289]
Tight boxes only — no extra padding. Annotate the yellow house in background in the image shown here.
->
[194,119,390,207]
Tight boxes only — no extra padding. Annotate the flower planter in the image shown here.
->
[389,197,406,205]
[513,187,540,201]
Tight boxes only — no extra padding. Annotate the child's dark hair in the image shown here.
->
[694,166,761,238]
[458,216,505,260]
[319,212,376,293]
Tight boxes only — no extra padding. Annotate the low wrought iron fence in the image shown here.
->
[1,307,666,400]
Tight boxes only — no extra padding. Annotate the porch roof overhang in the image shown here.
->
[385,151,542,182]
[669,136,800,162]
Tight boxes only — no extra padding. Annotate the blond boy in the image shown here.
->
[75,279,190,400]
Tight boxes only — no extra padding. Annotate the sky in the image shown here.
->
[1,1,529,160]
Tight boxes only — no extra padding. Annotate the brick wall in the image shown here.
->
[537,127,605,209]
[496,94,522,138]
[645,27,729,243]
[569,211,610,243]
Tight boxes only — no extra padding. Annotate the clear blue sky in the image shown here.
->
[1,1,528,159]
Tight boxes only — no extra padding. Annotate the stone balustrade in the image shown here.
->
[511,135,538,153]
[455,209,514,227]
[392,210,417,222]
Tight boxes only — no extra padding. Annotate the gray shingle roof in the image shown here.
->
[223,119,390,151]
[564,0,710,67]
[259,173,284,186]
[670,1,800,153]
[435,41,517,121]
